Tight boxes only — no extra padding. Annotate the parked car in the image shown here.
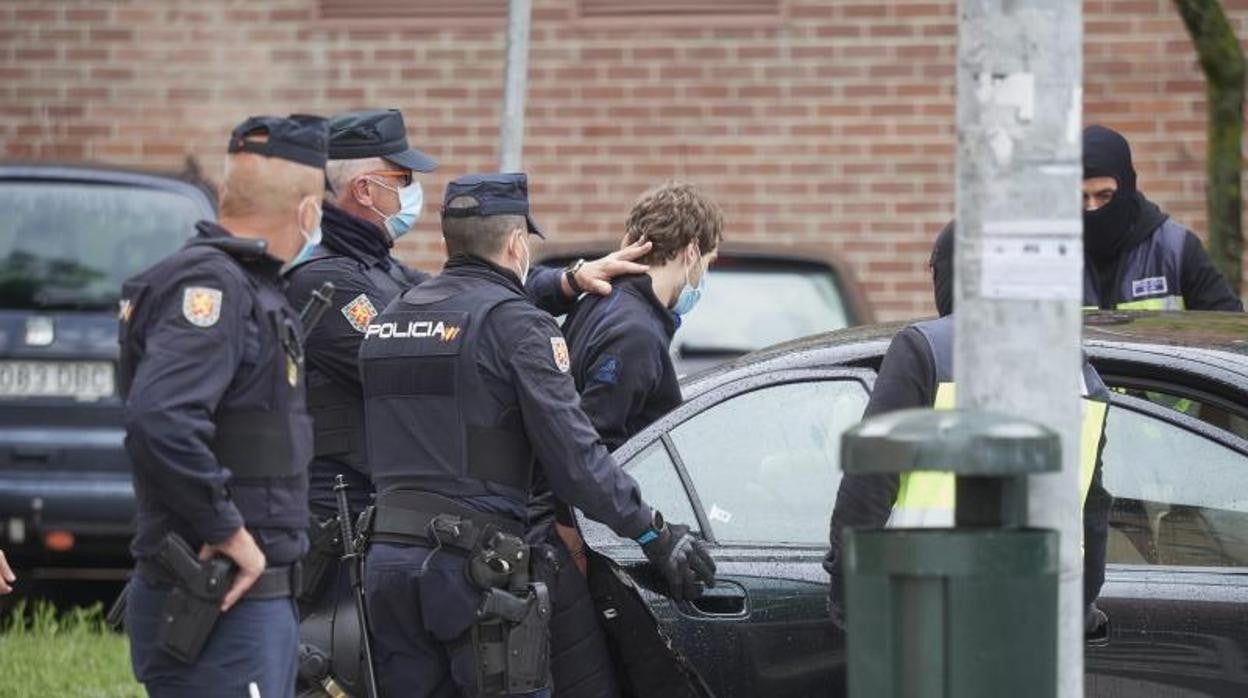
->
[577,311,1248,697]
[0,164,216,579]
[536,240,873,375]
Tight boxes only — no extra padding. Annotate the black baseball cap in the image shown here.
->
[328,108,438,173]
[442,173,543,238]
[228,114,329,169]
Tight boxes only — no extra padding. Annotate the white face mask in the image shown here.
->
[516,232,531,285]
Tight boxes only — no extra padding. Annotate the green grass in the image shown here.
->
[0,601,143,698]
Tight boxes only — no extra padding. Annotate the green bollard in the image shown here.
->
[841,408,1059,698]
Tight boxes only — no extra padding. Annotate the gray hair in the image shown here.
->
[325,156,388,204]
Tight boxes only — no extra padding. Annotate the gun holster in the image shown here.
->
[149,534,236,664]
[471,583,552,696]
[460,529,552,695]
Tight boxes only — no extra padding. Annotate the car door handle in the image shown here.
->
[685,582,748,618]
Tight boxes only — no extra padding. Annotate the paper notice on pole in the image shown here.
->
[980,219,1082,301]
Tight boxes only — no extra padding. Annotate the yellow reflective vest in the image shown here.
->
[890,317,1110,527]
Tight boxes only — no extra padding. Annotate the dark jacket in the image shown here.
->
[360,256,653,537]
[564,273,682,451]
[1085,193,1243,311]
[120,221,311,566]
[285,204,576,517]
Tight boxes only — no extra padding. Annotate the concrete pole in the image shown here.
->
[499,0,532,172]
[955,1,1084,695]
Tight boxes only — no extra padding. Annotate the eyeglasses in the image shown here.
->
[364,170,414,188]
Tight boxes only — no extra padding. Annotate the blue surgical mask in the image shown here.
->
[284,203,322,272]
[369,179,423,240]
[290,224,322,267]
[672,256,708,316]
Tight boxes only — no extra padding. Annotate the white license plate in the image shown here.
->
[0,361,115,401]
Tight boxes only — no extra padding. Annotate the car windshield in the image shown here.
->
[674,266,850,355]
[0,181,203,311]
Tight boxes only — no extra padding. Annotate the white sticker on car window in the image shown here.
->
[708,504,733,524]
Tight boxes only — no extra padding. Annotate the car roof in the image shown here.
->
[678,311,1248,402]
[0,162,218,218]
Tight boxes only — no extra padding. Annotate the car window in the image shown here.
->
[1113,386,1248,442]
[0,181,203,311]
[1103,405,1248,567]
[673,268,849,356]
[667,379,868,545]
[578,441,699,546]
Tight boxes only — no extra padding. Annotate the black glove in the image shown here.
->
[641,522,717,602]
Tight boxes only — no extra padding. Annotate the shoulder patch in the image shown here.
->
[592,355,621,385]
[118,298,134,323]
[550,337,571,373]
[182,287,223,328]
[341,293,379,334]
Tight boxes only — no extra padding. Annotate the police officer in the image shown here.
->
[824,223,1113,633]
[119,114,327,697]
[536,181,724,697]
[286,108,655,605]
[359,173,716,697]
[1083,124,1243,311]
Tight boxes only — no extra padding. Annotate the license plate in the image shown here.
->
[0,361,115,401]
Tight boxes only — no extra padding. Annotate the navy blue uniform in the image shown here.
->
[120,221,311,697]
[360,257,654,698]
[286,204,577,520]
[286,205,576,625]
[564,273,681,450]
[532,273,681,698]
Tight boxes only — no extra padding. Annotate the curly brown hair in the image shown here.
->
[623,181,724,266]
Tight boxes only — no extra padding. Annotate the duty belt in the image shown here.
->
[136,559,302,600]
[371,490,524,551]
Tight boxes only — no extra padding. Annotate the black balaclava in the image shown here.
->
[931,220,955,317]
[1083,125,1140,263]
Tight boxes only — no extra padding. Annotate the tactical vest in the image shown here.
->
[1084,218,1187,311]
[119,240,311,532]
[890,316,1110,527]
[290,246,412,475]
[359,272,534,503]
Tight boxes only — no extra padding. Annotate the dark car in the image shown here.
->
[536,240,874,375]
[575,311,1248,697]
[0,164,216,579]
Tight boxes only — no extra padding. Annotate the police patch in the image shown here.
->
[551,337,571,373]
[341,293,378,334]
[182,287,222,328]
[118,298,134,323]
[1131,276,1168,298]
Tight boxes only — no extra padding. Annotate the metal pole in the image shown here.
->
[955,1,1084,695]
[499,0,532,172]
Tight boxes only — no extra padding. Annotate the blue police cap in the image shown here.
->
[328,109,438,173]
[441,172,544,238]
[228,114,329,169]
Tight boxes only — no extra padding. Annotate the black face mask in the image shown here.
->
[1083,190,1136,263]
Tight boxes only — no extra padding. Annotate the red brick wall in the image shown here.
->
[2,0,1245,319]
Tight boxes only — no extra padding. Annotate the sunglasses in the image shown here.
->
[364,170,414,188]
